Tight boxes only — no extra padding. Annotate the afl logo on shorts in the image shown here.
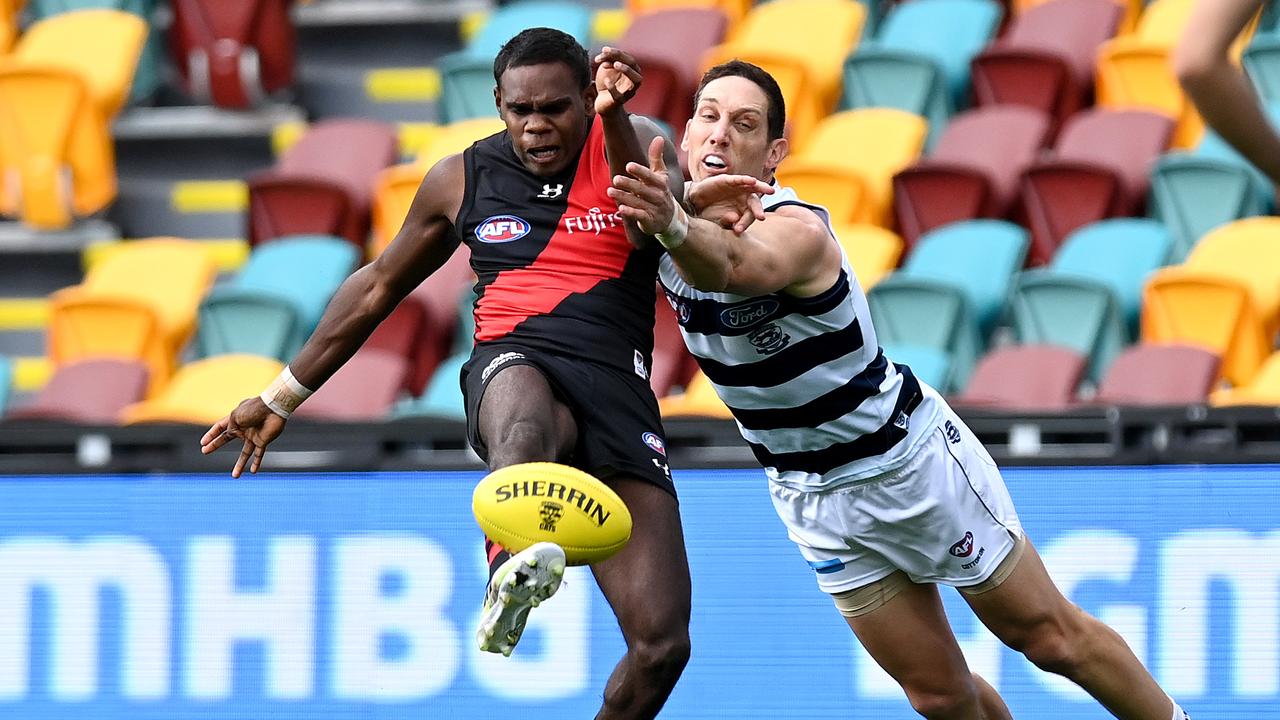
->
[949,531,975,558]
[642,432,666,456]
[476,215,531,243]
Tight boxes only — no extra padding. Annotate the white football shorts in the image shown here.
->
[769,406,1024,595]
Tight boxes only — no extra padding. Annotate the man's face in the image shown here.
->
[683,75,787,184]
[495,62,594,177]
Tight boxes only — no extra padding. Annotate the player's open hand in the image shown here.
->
[593,46,642,116]
[609,135,678,235]
[199,398,287,478]
[688,173,775,234]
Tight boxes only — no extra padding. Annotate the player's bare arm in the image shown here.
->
[1175,0,1280,183]
[610,136,840,297]
[199,155,466,477]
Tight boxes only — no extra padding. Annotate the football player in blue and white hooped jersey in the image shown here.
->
[608,60,1191,720]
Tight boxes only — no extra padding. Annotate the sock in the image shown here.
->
[486,538,511,580]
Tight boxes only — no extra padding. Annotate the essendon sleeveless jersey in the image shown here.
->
[456,116,660,375]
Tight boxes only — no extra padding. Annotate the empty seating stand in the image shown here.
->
[621,8,728,135]
[169,0,295,109]
[951,344,1086,412]
[121,354,283,425]
[1092,343,1219,406]
[6,358,149,423]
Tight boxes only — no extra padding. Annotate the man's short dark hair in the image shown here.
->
[493,27,591,90]
[695,60,786,141]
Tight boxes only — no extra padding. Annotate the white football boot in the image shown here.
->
[477,542,567,656]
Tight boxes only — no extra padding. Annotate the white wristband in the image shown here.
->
[655,201,689,249]
[259,366,313,419]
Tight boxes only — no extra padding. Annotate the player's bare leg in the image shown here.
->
[846,577,1010,720]
[591,476,692,720]
[965,539,1182,720]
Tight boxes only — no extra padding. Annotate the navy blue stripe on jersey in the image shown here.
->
[728,349,890,431]
[697,317,865,388]
[668,270,851,337]
[746,365,923,475]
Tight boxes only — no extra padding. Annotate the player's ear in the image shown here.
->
[583,81,598,114]
[764,137,788,175]
[493,84,502,113]
[681,119,692,152]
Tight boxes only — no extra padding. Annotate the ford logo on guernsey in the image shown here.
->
[476,215,531,243]
[721,298,780,329]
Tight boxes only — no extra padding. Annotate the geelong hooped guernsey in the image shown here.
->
[456,117,660,375]
[658,186,942,491]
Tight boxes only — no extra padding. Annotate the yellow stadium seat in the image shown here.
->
[13,8,147,119]
[370,117,505,256]
[121,354,284,425]
[776,109,927,226]
[1210,351,1280,406]
[659,370,733,419]
[49,238,217,392]
[1141,217,1280,386]
[700,0,866,146]
[0,66,115,229]
[831,223,903,290]
[1,0,20,53]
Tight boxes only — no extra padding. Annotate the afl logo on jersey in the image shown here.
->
[476,215,531,243]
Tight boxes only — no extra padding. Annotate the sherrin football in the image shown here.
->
[472,462,633,565]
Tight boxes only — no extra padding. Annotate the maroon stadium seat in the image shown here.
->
[365,294,430,396]
[293,349,409,421]
[621,8,729,134]
[402,247,475,396]
[891,105,1051,250]
[1091,344,1221,406]
[951,344,1086,411]
[247,119,398,249]
[971,0,1122,131]
[7,359,149,424]
[169,0,295,109]
[1019,109,1172,265]
[652,289,697,397]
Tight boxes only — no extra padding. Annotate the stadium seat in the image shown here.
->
[169,0,295,109]
[1148,106,1280,261]
[1012,0,1141,33]
[438,1,592,123]
[831,223,903,290]
[951,344,1086,411]
[652,290,696,398]
[0,66,116,230]
[842,0,1003,145]
[1142,217,1280,386]
[621,8,728,134]
[27,0,162,103]
[1011,218,1171,379]
[867,220,1029,390]
[0,354,10,414]
[393,350,467,421]
[12,8,148,119]
[363,293,429,395]
[891,105,1051,249]
[247,118,398,250]
[701,0,867,146]
[121,354,283,425]
[1019,109,1173,265]
[1,0,21,52]
[626,0,750,28]
[371,117,505,256]
[776,108,927,226]
[6,358,148,423]
[1210,351,1280,407]
[1244,35,1280,104]
[293,349,409,421]
[970,0,1123,129]
[49,238,217,393]
[658,370,732,419]
[881,342,951,391]
[196,235,360,361]
[1092,344,1220,406]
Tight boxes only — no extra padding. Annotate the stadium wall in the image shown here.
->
[0,465,1277,720]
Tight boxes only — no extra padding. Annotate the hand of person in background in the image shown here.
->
[200,398,287,478]
[593,46,642,116]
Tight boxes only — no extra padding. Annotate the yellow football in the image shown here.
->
[472,462,633,565]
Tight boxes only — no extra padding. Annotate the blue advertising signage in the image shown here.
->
[0,465,1276,719]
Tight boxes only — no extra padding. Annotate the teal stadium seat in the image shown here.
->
[0,355,11,414]
[196,235,359,361]
[438,1,592,123]
[1244,33,1280,104]
[394,351,467,421]
[29,0,162,103]
[1148,104,1280,260]
[879,343,951,391]
[867,220,1029,391]
[1011,219,1171,380]
[841,0,1002,145]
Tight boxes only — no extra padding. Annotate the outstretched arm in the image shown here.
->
[610,136,841,297]
[199,154,466,476]
[1175,0,1280,183]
